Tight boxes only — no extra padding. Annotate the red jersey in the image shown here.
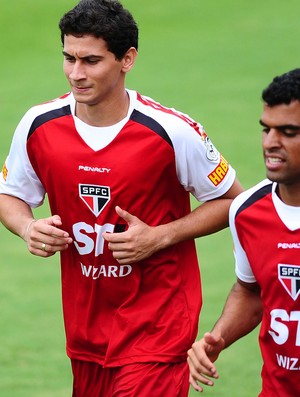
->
[230,179,300,397]
[1,90,236,366]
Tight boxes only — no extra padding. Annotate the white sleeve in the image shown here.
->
[229,195,257,283]
[130,92,237,202]
[0,108,45,208]
[163,113,236,202]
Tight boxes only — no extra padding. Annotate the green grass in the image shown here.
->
[1,0,300,396]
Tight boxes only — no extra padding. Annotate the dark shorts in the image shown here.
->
[71,360,190,397]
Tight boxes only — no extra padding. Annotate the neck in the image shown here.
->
[75,90,129,127]
[277,184,300,206]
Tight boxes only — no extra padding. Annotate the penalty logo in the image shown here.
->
[79,184,110,217]
[278,264,300,301]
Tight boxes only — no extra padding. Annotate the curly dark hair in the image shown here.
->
[262,68,300,106]
[59,0,138,60]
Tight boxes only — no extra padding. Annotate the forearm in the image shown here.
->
[212,281,263,349]
[0,193,34,240]
[102,178,243,264]
[155,198,232,250]
[187,279,261,392]
[154,177,243,250]
[0,193,73,257]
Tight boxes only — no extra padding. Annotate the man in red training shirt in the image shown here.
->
[188,68,300,397]
[0,0,242,396]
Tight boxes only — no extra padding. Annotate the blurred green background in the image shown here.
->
[1,0,300,396]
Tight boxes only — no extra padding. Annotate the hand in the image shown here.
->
[24,215,73,257]
[102,206,161,264]
[187,332,225,392]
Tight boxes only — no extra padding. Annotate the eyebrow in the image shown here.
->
[259,119,300,131]
[62,51,103,60]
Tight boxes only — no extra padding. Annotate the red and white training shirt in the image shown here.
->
[0,90,236,366]
[230,179,300,397]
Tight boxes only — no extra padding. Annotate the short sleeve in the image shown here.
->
[229,195,257,283]
[0,108,46,208]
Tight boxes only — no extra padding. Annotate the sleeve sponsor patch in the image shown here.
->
[1,162,8,181]
[207,155,229,186]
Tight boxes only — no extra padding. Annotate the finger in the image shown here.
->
[49,228,71,239]
[30,223,72,243]
[28,229,72,250]
[188,360,215,389]
[109,247,133,262]
[28,243,56,258]
[188,348,218,379]
[188,361,216,389]
[43,241,71,251]
[102,231,126,244]
[190,338,220,375]
[115,206,137,225]
[47,234,73,246]
[41,243,47,252]
[192,372,215,387]
[45,215,63,227]
[203,332,222,347]
[39,242,56,257]
[30,232,72,248]
[36,216,70,236]
[189,373,203,393]
[28,240,71,257]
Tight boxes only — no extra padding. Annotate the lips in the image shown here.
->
[268,157,282,164]
[73,86,90,91]
[265,155,284,171]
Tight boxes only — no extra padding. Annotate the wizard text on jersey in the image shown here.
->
[73,221,132,279]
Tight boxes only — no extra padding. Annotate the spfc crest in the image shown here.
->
[278,264,300,301]
[79,184,110,217]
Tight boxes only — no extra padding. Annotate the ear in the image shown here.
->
[121,47,138,73]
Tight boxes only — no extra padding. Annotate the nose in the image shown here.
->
[262,128,282,150]
[68,61,86,81]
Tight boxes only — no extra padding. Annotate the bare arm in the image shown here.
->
[103,177,243,264]
[188,279,263,392]
[0,194,72,257]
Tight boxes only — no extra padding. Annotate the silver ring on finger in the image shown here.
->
[41,243,47,252]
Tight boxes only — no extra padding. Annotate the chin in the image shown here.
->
[266,173,286,184]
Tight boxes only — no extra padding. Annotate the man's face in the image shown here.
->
[261,100,300,198]
[63,34,126,107]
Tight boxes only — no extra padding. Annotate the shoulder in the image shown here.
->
[18,93,73,139]
[133,91,206,140]
[230,179,273,219]
[23,93,72,121]
[24,92,73,122]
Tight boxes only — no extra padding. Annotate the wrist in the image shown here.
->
[23,219,36,242]
[155,223,176,250]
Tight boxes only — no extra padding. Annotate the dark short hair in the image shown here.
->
[262,68,300,106]
[59,0,138,60]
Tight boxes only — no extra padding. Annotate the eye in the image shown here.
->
[85,58,100,65]
[262,127,270,134]
[65,56,75,63]
[281,130,297,137]
[278,127,300,137]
